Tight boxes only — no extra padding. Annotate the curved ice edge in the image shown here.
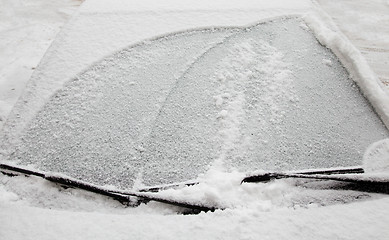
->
[0,14,301,155]
[61,14,305,91]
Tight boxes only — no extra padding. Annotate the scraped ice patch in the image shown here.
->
[363,138,389,173]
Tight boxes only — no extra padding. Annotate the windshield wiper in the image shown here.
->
[0,163,216,213]
[1,163,388,213]
[241,167,364,183]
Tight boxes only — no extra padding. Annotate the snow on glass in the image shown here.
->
[4,18,388,189]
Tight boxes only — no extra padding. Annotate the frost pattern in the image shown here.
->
[5,18,388,188]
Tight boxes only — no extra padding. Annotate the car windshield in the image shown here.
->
[1,17,388,189]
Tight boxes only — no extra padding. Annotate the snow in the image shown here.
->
[0,0,81,130]
[1,176,389,240]
[80,0,312,12]
[316,0,389,92]
[303,3,389,128]
[1,17,387,189]
[363,138,389,173]
[2,168,389,239]
[1,0,389,239]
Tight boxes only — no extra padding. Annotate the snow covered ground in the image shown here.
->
[1,0,389,239]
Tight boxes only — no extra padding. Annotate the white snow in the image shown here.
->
[0,0,81,130]
[363,138,389,173]
[1,172,389,240]
[1,0,389,239]
[317,0,389,92]
[303,4,389,129]
[4,17,386,188]
[80,0,312,13]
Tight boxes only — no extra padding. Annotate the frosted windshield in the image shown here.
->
[8,18,388,188]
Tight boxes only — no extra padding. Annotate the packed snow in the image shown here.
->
[1,0,389,239]
[363,138,389,173]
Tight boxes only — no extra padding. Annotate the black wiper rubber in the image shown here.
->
[241,167,389,194]
[241,167,364,183]
[0,163,45,178]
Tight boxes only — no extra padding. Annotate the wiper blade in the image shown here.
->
[242,166,364,183]
[0,163,216,213]
[241,167,389,194]
[139,166,365,192]
[2,163,388,213]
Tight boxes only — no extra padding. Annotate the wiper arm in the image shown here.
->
[2,163,388,213]
[241,166,364,183]
[0,163,216,213]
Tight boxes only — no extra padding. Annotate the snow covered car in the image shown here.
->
[1,0,389,239]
